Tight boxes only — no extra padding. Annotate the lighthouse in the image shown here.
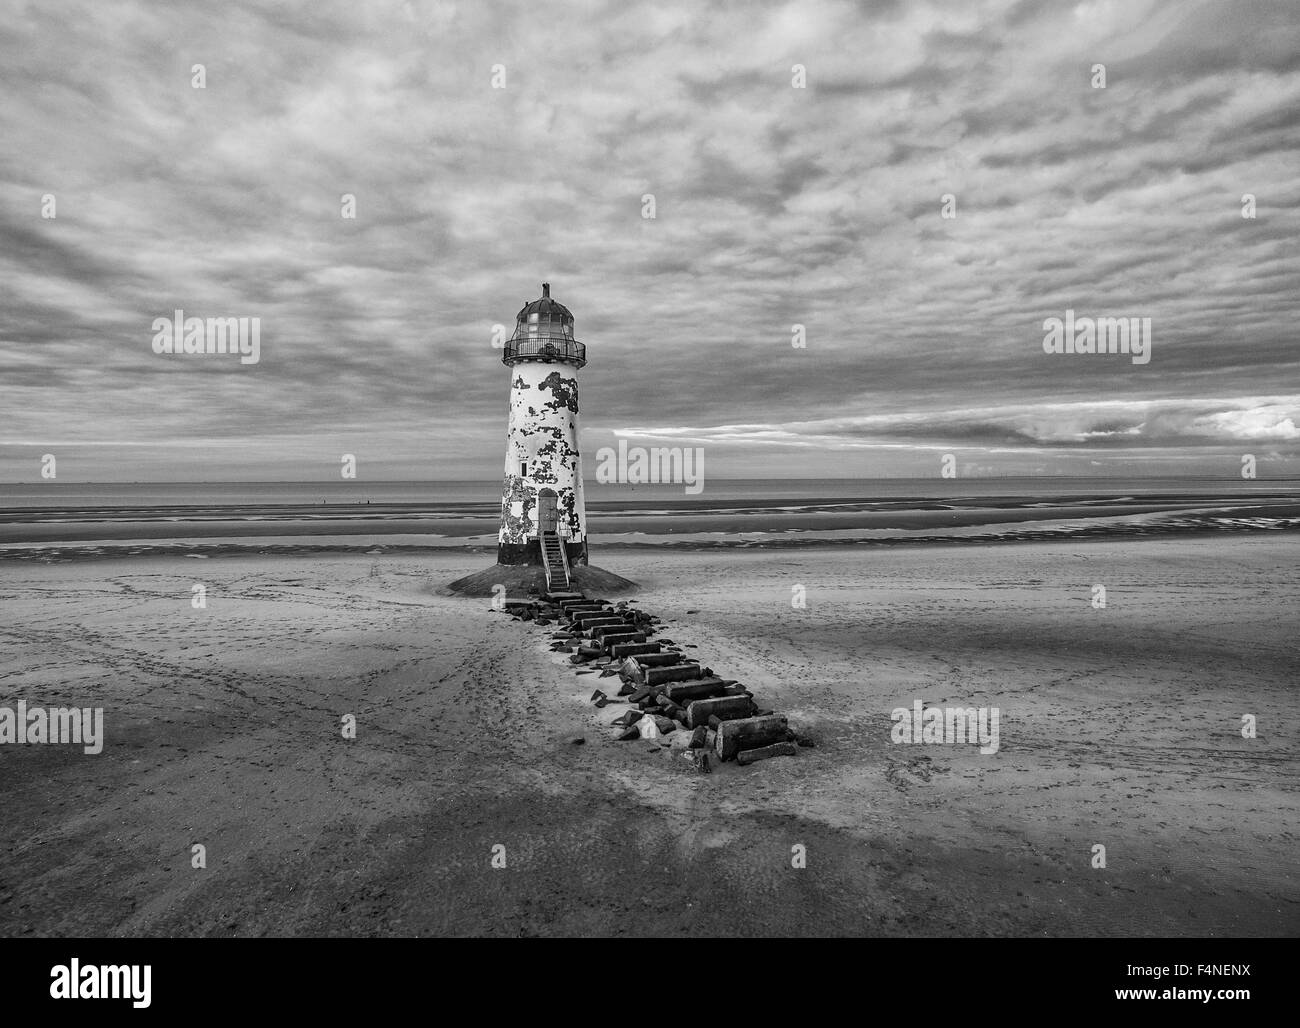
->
[449,282,633,597]
[497,283,589,578]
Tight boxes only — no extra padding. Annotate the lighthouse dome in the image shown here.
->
[503,282,586,368]
[516,282,574,325]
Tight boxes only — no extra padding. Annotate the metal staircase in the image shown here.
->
[539,530,570,592]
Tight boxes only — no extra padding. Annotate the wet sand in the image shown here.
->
[0,539,1297,936]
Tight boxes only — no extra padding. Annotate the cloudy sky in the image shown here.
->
[2,0,1298,482]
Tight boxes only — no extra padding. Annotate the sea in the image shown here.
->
[1,478,1297,558]
[2,476,1298,509]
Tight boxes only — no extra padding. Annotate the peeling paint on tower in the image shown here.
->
[538,371,579,413]
[497,283,590,566]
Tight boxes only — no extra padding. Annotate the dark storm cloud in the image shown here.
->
[0,0,1297,481]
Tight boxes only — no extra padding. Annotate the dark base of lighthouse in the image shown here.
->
[445,560,638,598]
[496,539,588,567]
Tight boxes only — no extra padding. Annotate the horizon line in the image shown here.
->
[4,475,1299,486]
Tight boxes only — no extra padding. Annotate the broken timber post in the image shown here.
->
[736,741,797,766]
[642,663,704,687]
[631,652,691,668]
[599,632,647,653]
[572,615,627,632]
[662,677,733,704]
[714,715,789,761]
[684,694,755,728]
[617,652,687,683]
[589,623,640,640]
[608,641,662,660]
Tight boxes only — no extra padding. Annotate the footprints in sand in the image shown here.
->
[884,754,950,791]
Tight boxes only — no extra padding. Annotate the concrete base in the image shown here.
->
[445,562,638,598]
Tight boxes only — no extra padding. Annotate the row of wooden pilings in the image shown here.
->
[499,590,812,771]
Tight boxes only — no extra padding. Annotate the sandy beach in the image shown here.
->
[1,537,1296,937]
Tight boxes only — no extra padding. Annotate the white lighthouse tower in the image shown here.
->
[497,283,588,577]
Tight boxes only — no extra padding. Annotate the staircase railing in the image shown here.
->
[556,531,571,589]
[538,529,572,593]
[540,533,555,592]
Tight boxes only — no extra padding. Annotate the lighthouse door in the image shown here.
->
[537,489,559,535]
